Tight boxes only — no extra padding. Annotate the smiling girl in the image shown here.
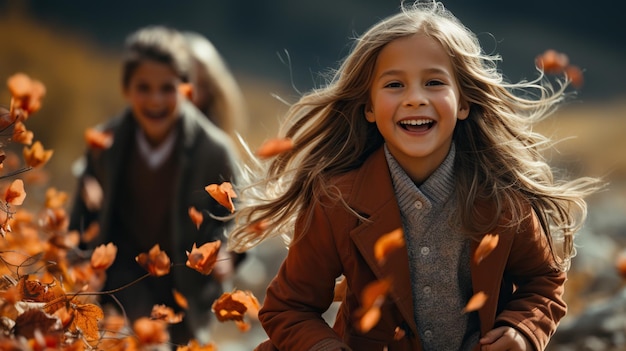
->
[228,1,601,350]
[70,25,240,346]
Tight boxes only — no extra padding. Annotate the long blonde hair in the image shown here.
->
[229,0,601,271]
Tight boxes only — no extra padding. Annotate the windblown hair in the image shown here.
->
[121,25,192,88]
[229,0,601,271]
[184,32,248,137]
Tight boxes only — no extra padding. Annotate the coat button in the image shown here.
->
[414,201,423,209]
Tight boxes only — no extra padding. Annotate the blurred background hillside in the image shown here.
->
[1,0,625,350]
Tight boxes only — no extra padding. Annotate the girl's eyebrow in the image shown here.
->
[376,67,452,79]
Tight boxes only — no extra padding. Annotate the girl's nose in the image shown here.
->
[403,87,427,107]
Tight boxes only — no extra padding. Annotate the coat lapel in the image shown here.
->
[347,147,418,337]
[470,228,514,335]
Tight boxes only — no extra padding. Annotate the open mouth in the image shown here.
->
[143,110,169,121]
[399,119,435,132]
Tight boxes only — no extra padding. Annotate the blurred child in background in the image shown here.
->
[70,25,241,345]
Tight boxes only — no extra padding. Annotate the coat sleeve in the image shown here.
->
[257,203,351,351]
[495,212,568,351]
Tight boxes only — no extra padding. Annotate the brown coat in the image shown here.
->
[256,146,566,351]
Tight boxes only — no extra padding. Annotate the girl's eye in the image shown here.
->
[384,82,403,88]
[161,84,177,94]
[426,80,445,86]
[136,83,150,93]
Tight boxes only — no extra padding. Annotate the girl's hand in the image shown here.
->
[479,326,533,351]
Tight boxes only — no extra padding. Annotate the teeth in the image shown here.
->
[399,119,432,126]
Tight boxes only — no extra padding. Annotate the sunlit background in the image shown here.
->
[1,0,625,349]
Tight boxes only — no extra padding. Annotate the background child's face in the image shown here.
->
[366,33,469,182]
[124,60,183,146]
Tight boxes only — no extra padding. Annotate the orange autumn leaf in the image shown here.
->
[244,219,269,237]
[176,339,217,351]
[173,289,189,310]
[564,64,584,88]
[212,289,260,323]
[23,140,53,168]
[151,304,184,324]
[354,278,392,333]
[12,121,33,145]
[188,206,203,229]
[16,277,62,304]
[474,233,499,265]
[535,49,569,74]
[90,243,117,270]
[84,127,113,150]
[205,182,236,213]
[44,187,68,209]
[7,72,46,116]
[136,244,171,277]
[69,303,104,341]
[178,83,193,100]
[374,228,404,265]
[463,291,488,313]
[133,317,169,345]
[186,241,221,275]
[255,137,294,159]
[5,179,26,206]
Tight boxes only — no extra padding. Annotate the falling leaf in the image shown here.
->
[16,276,60,304]
[357,305,382,334]
[7,72,46,116]
[173,289,189,310]
[255,138,294,159]
[136,244,171,277]
[178,83,193,100]
[463,291,488,313]
[564,64,584,88]
[176,339,217,351]
[354,278,392,333]
[244,219,269,237]
[133,317,169,345]
[69,303,104,341]
[212,289,260,323]
[84,127,113,150]
[12,121,33,145]
[474,234,499,265]
[205,182,237,213]
[151,304,184,324]
[44,187,68,209]
[186,241,221,275]
[188,206,203,229]
[535,49,569,74]
[374,228,404,265]
[91,243,117,271]
[5,179,26,206]
[23,141,53,168]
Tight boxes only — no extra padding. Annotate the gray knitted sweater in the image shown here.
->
[385,144,480,350]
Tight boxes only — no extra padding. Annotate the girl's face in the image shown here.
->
[124,60,183,146]
[366,33,469,183]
